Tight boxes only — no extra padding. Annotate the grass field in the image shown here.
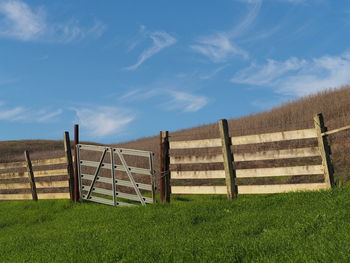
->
[1,186,350,263]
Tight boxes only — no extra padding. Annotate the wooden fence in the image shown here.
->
[0,155,72,200]
[0,133,75,201]
[164,113,334,200]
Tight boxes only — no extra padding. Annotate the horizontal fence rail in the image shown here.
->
[171,170,226,179]
[168,115,334,199]
[0,156,71,201]
[170,147,320,165]
[231,128,317,145]
[0,169,67,180]
[169,138,222,149]
[171,165,324,179]
[0,157,67,171]
[234,147,320,162]
[172,183,328,195]
[0,193,70,200]
[170,154,224,165]
[236,165,324,178]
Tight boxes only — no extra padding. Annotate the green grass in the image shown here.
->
[1,187,350,263]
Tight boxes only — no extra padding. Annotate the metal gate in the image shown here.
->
[77,144,156,207]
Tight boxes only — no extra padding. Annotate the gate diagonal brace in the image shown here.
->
[86,148,108,200]
[116,150,146,206]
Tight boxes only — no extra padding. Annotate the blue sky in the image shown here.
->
[1,0,350,143]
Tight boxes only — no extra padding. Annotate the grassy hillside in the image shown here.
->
[1,86,350,183]
[0,187,350,262]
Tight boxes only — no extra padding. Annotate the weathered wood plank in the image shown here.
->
[236,165,324,178]
[170,147,320,164]
[1,157,66,171]
[0,169,67,180]
[170,154,224,164]
[25,151,37,201]
[314,113,334,188]
[322,124,350,136]
[231,128,317,145]
[0,192,70,200]
[0,161,26,170]
[0,194,32,200]
[31,157,67,167]
[171,183,328,195]
[0,172,23,180]
[33,169,68,177]
[171,170,226,179]
[235,147,320,162]
[169,138,222,149]
[0,182,30,190]
[64,131,75,201]
[0,180,69,190]
[160,131,170,203]
[171,185,227,194]
[218,119,237,200]
[238,183,328,194]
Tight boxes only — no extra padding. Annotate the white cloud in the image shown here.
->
[0,0,105,42]
[0,106,24,120]
[74,107,134,137]
[191,33,249,62]
[0,0,45,40]
[125,30,177,71]
[231,53,350,96]
[35,109,63,122]
[166,90,209,112]
[0,103,63,122]
[232,57,306,86]
[191,0,261,62]
[119,88,209,112]
[52,19,106,43]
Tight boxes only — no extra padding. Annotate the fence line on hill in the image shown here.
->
[160,113,336,201]
[1,111,350,204]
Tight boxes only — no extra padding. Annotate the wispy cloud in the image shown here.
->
[74,106,134,137]
[191,0,261,62]
[191,33,249,62]
[231,53,350,96]
[0,0,105,42]
[124,27,177,71]
[0,103,62,122]
[118,88,209,112]
[165,90,209,112]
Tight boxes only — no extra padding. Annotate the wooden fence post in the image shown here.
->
[64,131,75,201]
[73,124,80,202]
[314,113,334,188]
[218,119,237,200]
[160,131,170,203]
[24,151,38,201]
